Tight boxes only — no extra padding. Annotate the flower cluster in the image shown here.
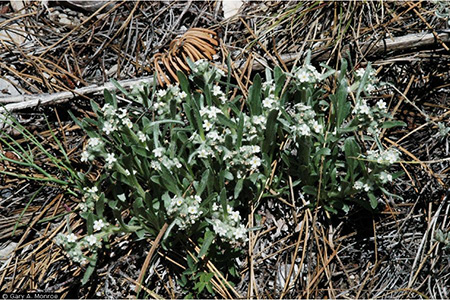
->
[149,145,183,171]
[292,64,321,84]
[209,203,247,243]
[154,84,186,116]
[352,99,389,136]
[54,232,103,264]
[165,194,203,230]
[354,180,371,192]
[288,103,323,139]
[190,59,225,84]
[366,148,401,165]
[351,67,378,93]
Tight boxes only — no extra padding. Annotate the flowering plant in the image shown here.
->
[59,53,404,292]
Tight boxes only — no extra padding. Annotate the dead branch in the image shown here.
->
[0,76,154,112]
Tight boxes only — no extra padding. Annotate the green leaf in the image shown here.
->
[111,78,133,99]
[368,192,378,209]
[248,74,262,115]
[234,178,244,199]
[198,230,215,257]
[220,188,228,216]
[95,195,105,218]
[217,113,237,130]
[344,137,361,180]
[160,164,179,194]
[87,212,94,235]
[81,253,97,285]
[262,109,279,154]
[196,169,210,196]
[103,89,117,108]
[177,70,191,101]
[303,185,317,196]
[236,112,244,148]
[381,121,407,129]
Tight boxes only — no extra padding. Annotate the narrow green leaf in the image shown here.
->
[368,192,378,209]
[177,70,191,101]
[262,109,279,153]
[234,178,244,199]
[248,74,262,115]
[381,121,407,129]
[81,253,97,285]
[197,169,210,196]
[236,112,244,148]
[220,188,228,216]
[198,230,215,257]
[217,113,237,130]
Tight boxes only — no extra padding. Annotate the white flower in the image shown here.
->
[117,108,127,119]
[354,181,364,190]
[157,89,167,98]
[93,219,106,231]
[101,103,113,112]
[296,70,310,82]
[137,131,146,143]
[101,103,116,116]
[298,124,311,136]
[356,68,365,78]
[105,153,116,165]
[102,121,116,135]
[81,151,90,162]
[207,131,220,141]
[198,148,210,159]
[262,97,275,108]
[88,138,101,148]
[253,115,266,125]
[151,161,161,170]
[379,172,393,183]
[153,147,164,157]
[179,91,187,99]
[85,235,97,246]
[86,186,98,194]
[363,183,371,192]
[193,195,202,204]
[355,101,370,115]
[122,118,133,129]
[234,225,247,241]
[220,95,227,104]
[376,100,387,110]
[212,219,228,237]
[295,103,311,111]
[385,150,399,164]
[366,84,376,93]
[251,145,260,153]
[230,211,240,223]
[203,120,213,131]
[173,158,182,169]
[188,206,198,215]
[67,233,77,243]
[212,85,222,96]
[212,203,219,211]
[248,156,261,170]
[311,120,323,133]
[207,107,221,119]
[176,197,183,206]
[124,169,131,176]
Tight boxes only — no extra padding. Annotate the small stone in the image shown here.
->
[59,17,73,26]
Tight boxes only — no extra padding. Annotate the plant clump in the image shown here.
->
[58,54,405,294]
